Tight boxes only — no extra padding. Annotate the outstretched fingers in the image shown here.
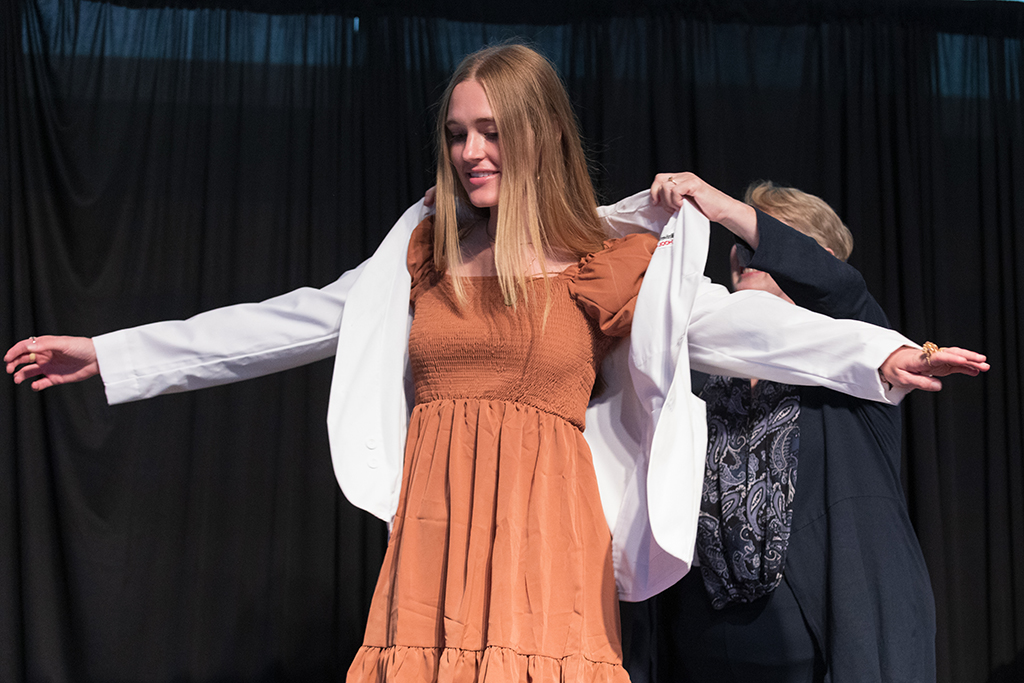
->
[925,347,990,377]
[5,335,100,391]
[881,344,990,393]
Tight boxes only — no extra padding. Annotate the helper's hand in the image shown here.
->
[651,172,759,248]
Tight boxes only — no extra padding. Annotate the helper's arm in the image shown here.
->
[642,173,987,396]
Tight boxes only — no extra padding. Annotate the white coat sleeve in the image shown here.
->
[686,278,913,404]
[93,261,367,405]
[598,190,672,237]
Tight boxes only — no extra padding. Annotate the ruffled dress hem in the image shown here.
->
[348,644,631,683]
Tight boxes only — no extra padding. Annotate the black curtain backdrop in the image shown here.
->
[2,1,1022,682]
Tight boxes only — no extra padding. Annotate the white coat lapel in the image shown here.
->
[631,199,710,563]
[326,200,429,521]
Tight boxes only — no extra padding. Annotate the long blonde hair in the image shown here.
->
[433,43,607,307]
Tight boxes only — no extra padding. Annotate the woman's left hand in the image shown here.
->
[879,345,990,392]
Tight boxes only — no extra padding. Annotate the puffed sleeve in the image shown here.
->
[406,217,437,301]
[569,232,659,337]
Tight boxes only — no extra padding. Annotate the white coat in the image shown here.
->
[93,192,912,601]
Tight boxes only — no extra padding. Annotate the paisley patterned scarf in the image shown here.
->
[696,375,800,609]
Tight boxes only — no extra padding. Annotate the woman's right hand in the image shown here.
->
[5,335,99,391]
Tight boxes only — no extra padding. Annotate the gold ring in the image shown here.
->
[921,341,939,364]
[29,352,36,363]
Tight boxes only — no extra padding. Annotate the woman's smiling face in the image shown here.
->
[446,80,501,210]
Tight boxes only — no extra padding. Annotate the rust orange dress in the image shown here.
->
[347,220,657,682]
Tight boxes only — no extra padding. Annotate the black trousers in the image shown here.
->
[621,570,825,683]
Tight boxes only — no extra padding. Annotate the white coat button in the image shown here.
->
[366,438,378,449]
[367,457,380,469]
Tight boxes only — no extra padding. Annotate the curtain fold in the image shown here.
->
[3,1,1022,681]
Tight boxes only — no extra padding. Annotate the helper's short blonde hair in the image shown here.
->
[744,181,854,261]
